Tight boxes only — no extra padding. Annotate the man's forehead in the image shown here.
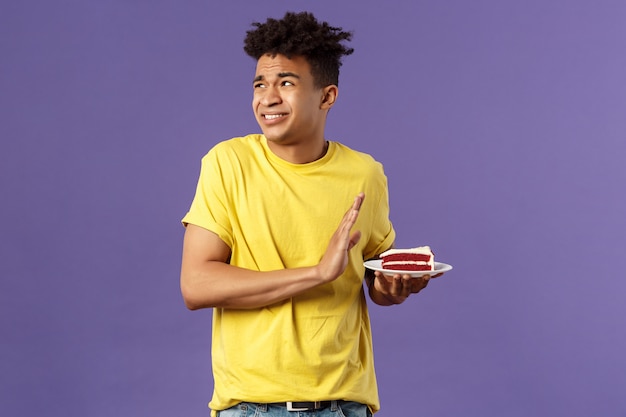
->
[254,71,300,82]
[255,54,310,75]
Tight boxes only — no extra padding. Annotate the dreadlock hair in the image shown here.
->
[243,11,354,88]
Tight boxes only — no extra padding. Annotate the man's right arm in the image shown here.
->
[180,193,365,310]
[180,224,326,310]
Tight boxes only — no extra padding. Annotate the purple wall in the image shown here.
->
[2,1,625,416]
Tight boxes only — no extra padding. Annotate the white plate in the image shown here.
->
[363,259,453,278]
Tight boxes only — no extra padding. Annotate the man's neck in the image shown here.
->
[266,138,329,164]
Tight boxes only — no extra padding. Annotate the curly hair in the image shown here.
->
[243,11,354,87]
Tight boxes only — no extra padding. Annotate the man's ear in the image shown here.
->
[320,85,338,109]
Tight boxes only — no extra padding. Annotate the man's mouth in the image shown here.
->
[263,113,287,120]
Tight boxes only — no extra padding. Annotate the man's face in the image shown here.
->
[252,54,329,146]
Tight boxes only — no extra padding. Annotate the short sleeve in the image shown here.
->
[363,164,395,260]
[181,148,234,248]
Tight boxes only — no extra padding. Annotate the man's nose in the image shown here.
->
[260,86,281,106]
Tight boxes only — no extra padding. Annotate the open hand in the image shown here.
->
[373,271,432,304]
[316,193,364,283]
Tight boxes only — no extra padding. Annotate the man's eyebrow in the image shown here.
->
[278,72,300,79]
[253,72,301,83]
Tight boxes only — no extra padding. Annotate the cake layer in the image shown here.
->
[381,262,433,271]
[382,253,431,263]
[380,246,435,271]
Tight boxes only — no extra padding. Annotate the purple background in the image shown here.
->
[2,1,625,416]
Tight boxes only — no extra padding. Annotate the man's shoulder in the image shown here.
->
[203,134,264,159]
[212,134,263,151]
[333,142,383,170]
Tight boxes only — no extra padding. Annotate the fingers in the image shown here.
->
[394,275,427,296]
[337,193,364,246]
[317,194,366,283]
[344,193,364,226]
[344,193,364,216]
[352,192,364,211]
[374,271,430,300]
[410,275,430,293]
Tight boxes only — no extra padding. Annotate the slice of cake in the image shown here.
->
[380,246,434,271]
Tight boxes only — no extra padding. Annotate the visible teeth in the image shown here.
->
[265,114,284,120]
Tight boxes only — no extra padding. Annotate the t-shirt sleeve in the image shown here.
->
[181,148,233,248]
[363,165,396,260]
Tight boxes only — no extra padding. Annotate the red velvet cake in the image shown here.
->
[380,246,434,271]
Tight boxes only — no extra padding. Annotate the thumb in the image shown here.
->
[347,230,362,251]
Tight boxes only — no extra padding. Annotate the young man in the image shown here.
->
[180,12,437,417]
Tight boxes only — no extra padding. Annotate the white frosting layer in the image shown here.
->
[380,246,432,257]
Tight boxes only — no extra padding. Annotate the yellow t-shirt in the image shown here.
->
[182,135,395,415]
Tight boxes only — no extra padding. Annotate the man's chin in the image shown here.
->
[262,132,288,144]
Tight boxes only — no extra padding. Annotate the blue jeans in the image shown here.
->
[216,401,372,417]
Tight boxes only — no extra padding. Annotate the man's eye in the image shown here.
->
[254,83,265,88]
[282,81,294,86]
